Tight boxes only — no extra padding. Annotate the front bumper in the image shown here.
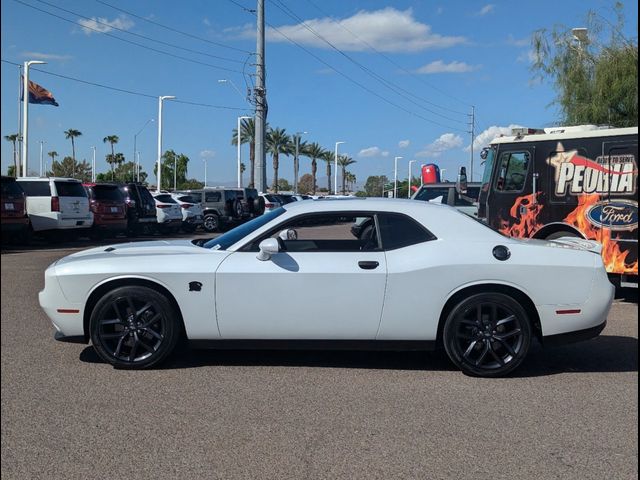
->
[39,264,85,338]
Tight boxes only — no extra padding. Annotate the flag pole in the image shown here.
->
[17,65,22,176]
[21,60,46,178]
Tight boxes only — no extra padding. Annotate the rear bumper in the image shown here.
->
[1,218,29,232]
[29,212,93,231]
[543,320,606,346]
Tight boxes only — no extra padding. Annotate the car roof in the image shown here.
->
[17,176,81,182]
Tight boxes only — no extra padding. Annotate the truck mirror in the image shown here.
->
[456,167,468,194]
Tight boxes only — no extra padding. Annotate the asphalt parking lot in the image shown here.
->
[1,236,637,480]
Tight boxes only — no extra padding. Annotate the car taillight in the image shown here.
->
[265,203,274,208]
[90,200,98,213]
[180,203,192,209]
[156,204,170,209]
[51,196,60,212]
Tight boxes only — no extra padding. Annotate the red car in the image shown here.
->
[83,183,127,237]
[1,176,31,244]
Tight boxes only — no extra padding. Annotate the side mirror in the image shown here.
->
[456,166,468,195]
[278,228,297,241]
[257,238,280,261]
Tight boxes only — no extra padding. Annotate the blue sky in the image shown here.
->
[1,0,637,187]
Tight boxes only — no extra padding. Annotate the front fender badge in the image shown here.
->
[493,245,511,261]
[189,281,203,292]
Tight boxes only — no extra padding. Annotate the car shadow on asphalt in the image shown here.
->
[79,335,638,376]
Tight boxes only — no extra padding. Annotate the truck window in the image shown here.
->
[495,152,529,192]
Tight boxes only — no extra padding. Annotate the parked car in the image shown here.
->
[277,194,297,204]
[411,182,482,217]
[235,187,265,218]
[40,198,613,376]
[177,187,245,232]
[119,183,157,236]
[151,192,182,233]
[170,193,204,233]
[83,183,127,238]
[1,176,30,244]
[260,193,283,212]
[17,177,92,239]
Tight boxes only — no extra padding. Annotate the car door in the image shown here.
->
[215,212,387,339]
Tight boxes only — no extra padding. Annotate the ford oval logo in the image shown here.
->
[586,200,638,231]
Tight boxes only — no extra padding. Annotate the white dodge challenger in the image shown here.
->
[39,198,614,377]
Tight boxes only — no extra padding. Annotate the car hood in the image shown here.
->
[56,239,219,266]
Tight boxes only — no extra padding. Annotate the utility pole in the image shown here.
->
[254,0,267,192]
[468,105,475,181]
[91,146,96,182]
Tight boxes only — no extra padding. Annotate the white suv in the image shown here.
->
[151,192,183,233]
[17,177,93,236]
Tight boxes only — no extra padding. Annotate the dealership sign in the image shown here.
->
[586,200,638,231]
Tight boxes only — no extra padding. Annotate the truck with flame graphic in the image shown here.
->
[477,125,638,286]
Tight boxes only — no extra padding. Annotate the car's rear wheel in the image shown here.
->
[203,213,219,232]
[90,286,180,369]
[443,292,531,377]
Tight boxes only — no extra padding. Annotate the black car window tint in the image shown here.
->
[93,186,124,202]
[205,192,221,202]
[414,187,450,204]
[55,181,87,197]
[18,181,51,196]
[1,179,24,195]
[378,213,436,250]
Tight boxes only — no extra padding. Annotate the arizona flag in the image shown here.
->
[21,76,59,106]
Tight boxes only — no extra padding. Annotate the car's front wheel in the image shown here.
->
[90,286,180,369]
[203,213,219,232]
[443,292,532,377]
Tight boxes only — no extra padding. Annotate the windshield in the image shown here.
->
[202,208,286,250]
[414,187,450,203]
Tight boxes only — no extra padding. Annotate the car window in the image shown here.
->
[1,179,24,196]
[224,190,237,201]
[495,152,529,192]
[455,186,480,206]
[18,181,51,196]
[92,186,124,202]
[203,208,286,250]
[205,191,221,202]
[177,195,197,203]
[413,187,450,204]
[154,194,177,203]
[138,187,155,205]
[55,181,87,197]
[249,213,379,252]
[377,213,436,250]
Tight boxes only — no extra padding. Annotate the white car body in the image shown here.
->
[39,198,614,375]
[151,193,182,229]
[260,193,283,212]
[170,193,204,229]
[17,177,93,232]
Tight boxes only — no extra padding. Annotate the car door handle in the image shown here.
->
[358,261,379,270]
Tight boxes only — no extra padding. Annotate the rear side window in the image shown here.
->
[205,191,221,202]
[92,186,124,202]
[224,190,237,201]
[138,187,155,204]
[154,194,177,203]
[378,213,436,250]
[18,181,51,196]
[414,187,450,204]
[178,195,198,203]
[55,181,87,197]
[1,179,24,195]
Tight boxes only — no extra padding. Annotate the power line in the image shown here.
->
[12,0,245,74]
[269,0,467,126]
[303,0,472,114]
[227,0,465,132]
[95,0,252,54]
[33,0,246,65]
[1,59,251,111]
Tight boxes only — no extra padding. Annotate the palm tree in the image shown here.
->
[302,142,325,195]
[232,118,256,187]
[337,155,357,195]
[103,135,119,179]
[4,133,20,176]
[291,133,307,193]
[266,128,292,193]
[345,171,357,192]
[64,129,82,165]
[47,151,58,176]
[320,150,334,193]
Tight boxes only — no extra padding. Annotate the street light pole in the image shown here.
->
[91,146,96,182]
[134,118,154,182]
[156,96,176,192]
[39,141,45,177]
[21,60,46,177]
[136,152,141,182]
[294,131,307,194]
[334,141,345,195]
[237,115,252,188]
[408,160,416,198]
[203,158,208,187]
[394,156,403,198]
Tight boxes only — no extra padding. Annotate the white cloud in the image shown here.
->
[259,8,466,52]
[22,51,72,61]
[78,15,134,35]
[464,124,523,152]
[507,34,530,47]
[517,49,540,64]
[381,151,390,157]
[358,146,383,157]
[200,150,216,159]
[416,60,479,74]
[416,133,463,158]
[398,140,410,148]
[477,4,495,16]
[203,18,211,27]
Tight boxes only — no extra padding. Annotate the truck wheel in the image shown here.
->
[203,213,220,232]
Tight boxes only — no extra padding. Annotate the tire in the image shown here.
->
[442,292,532,377]
[253,196,266,215]
[90,286,180,369]
[203,213,220,232]
[233,199,243,219]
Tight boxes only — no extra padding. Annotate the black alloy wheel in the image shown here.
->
[90,286,179,369]
[203,213,219,232]
[443,292,531,377]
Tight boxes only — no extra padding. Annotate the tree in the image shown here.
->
[320,150,334,194]
[7,165,16,177]
[231,118,267,188]
[64,129,82,164]
[363,175,389,197]
[277,178,292,192]
[153,150,190,190]
[337,155,356,195]
[97,161,146,184]
[303,142,325,195]
[51,156,92,181]
[180,178,204,190]
[291,133,307,193]
[531,3,638,127]
[297,173,314,194]
[103,135,119,177]
[4,133,20,176]
[266,128,291,193]
[47,151,58,176]
[345,171,357,192]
